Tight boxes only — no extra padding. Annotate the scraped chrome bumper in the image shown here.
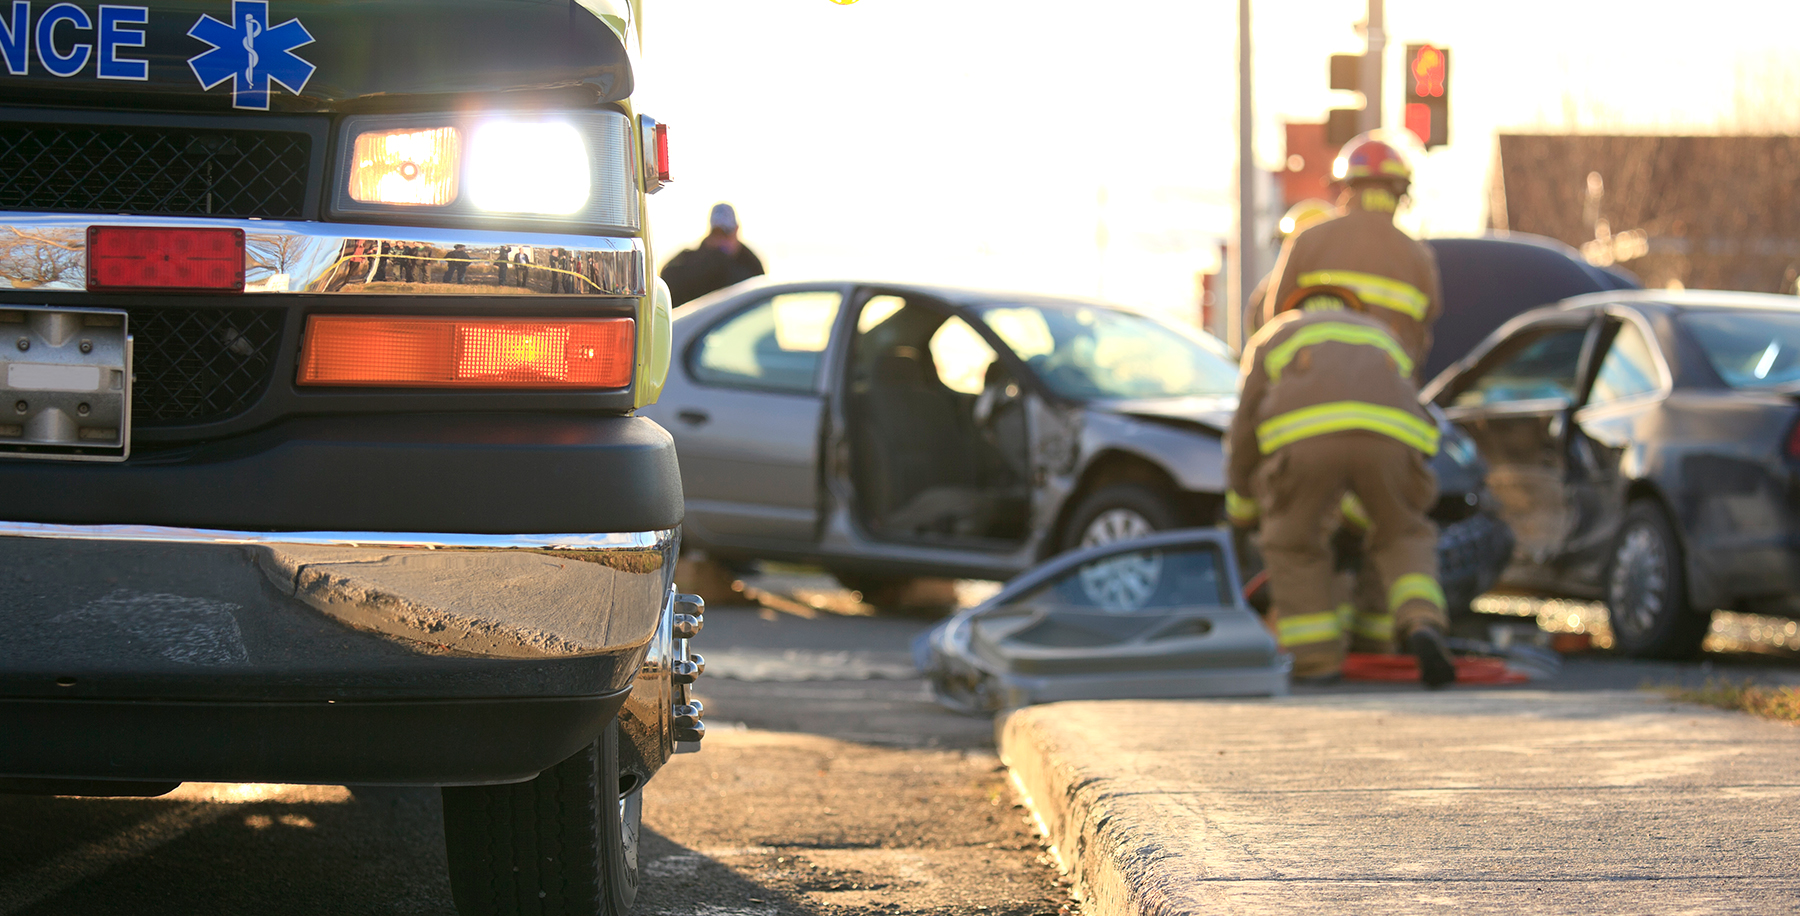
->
[0,212,646,297]
[0,523,680,785]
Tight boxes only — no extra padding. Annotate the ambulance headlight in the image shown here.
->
[467,121,590,216]
[333,111,638,231]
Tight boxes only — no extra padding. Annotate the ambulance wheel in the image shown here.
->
[1059,483,1183,553]
[1605,500,1709,660]
[442,720,641,916]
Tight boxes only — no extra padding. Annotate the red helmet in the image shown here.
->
[1333,135,1412,185]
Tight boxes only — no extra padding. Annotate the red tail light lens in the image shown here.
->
[87,226,246,291]
[653,122,671,184]
[1787,419,1800,460]
[298,316,635,388]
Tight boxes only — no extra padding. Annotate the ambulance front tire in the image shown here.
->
[441,719,641,916]
[1058,482,1184,553]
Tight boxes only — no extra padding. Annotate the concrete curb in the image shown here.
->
[1000,692,1800,916]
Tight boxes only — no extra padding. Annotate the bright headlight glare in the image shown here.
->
[467,121,591,216]
[347,126,461,206]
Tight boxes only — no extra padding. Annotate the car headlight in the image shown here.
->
[333,111,638,230]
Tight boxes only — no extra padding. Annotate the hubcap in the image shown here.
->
[1077,508,1163,610]
[1609,522,1668,640]
[619,788,642,873]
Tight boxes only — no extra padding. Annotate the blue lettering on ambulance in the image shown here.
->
[97,5,146,80]
[0,2,27,75]
[35,2,90,77]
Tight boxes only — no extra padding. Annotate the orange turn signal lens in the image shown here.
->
[347,126,461,206]
[297,316,634,389]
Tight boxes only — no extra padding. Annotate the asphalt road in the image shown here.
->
[3,570,1798,915]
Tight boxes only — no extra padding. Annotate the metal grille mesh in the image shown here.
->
[0,124,310,218]
[127,307,284,425]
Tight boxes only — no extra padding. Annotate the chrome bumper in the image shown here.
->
[0,212,646,298]
[0,521,678,659]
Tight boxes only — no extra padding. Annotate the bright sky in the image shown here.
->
[636,0,1800,326]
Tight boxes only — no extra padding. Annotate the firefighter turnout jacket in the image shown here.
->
[1260,191,1443,372]
[1226,307,1447,677]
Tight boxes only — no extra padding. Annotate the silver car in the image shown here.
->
[642,278,1504,606]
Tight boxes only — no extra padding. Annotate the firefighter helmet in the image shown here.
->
[1332,135,1412,185]
[1278,198,1336,239]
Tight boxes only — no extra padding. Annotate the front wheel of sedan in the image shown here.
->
[1059,482,1184,553]
[442,719,640,916]
[1606,500,1710,660]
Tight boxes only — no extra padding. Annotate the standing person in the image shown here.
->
[444,243,471,284]
[1225,291,1456,687]
[514,245,533,289]
[1241,198,1335,346]
[494,245,510,286]
[660,203,765,306]
[1262,135,1442,375]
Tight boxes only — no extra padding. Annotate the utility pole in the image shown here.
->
[1230,0,1255,350]
[1358,0,1384,133]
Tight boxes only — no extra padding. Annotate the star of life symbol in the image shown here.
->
[187,1,315,110]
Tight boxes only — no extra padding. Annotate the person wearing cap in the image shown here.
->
[1261,135,1442,376]
[660,203,766,306]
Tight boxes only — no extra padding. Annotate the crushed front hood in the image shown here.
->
[0,1,631,113]
[1099,395,1238,435]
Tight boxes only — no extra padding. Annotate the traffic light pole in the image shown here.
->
[1359,0,1384,134]
[1231,0,1255,350]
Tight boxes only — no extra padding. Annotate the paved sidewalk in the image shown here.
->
[1000,691,1800,916]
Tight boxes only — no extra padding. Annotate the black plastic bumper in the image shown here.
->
[0,412,683,534]
[0,692,628,786]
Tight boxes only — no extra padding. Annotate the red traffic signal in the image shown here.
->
[1404,44,1449,148]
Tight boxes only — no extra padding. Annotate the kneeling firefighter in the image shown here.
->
[1225,288,1457,687]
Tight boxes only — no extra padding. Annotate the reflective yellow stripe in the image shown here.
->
[1353,612,1395,641]
[1277,611,1341,648]
[1339,493,1371,529]
[1335,602,1355,634]
[1297,270,1429,321]
[1388,573,1446,612]
[1226,489,1260,524]
[1256,401,1440,456]
[1263,322,1413,383]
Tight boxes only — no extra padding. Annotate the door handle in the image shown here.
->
[676,409,710,427]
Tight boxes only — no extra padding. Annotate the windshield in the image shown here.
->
[971,302,1239,400]
[1682,310,1800,389]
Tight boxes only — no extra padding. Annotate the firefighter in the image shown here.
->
[1241,198,1336,346]
[1262,135,1442,375]
[1225,288,1456,687]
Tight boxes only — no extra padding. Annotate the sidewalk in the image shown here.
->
[999,691,1800,916]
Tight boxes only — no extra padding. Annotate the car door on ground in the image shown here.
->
[1436,314,1595,591]
[654,289,843,543]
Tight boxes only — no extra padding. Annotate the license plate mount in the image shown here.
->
[0,306,131,462]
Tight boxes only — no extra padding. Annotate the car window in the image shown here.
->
[690,291,842,393]
[1007,543,1230,613]
[1450,326,1588,409]
[1682,309,1800,389]
[928,317,998,395]
[1587,320,1661,406]
[970,302,1238,400]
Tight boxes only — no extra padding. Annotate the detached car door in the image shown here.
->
[651,288,844,544]
[1436,314,1596,591]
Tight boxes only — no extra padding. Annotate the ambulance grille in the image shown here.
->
[126,306,285,425]
[0,123,311,219]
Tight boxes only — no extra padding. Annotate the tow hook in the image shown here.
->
[672,593,705,751]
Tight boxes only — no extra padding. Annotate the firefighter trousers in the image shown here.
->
[1253,431,1446,677]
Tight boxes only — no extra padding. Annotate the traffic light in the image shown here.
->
[1403,44,1449,148]
[1327,54,1364,146]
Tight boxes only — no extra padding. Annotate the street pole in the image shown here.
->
[1359,0,1384,134]
[1231,0,1255,351]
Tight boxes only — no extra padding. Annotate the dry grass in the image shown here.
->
[1661,678,1800,724]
